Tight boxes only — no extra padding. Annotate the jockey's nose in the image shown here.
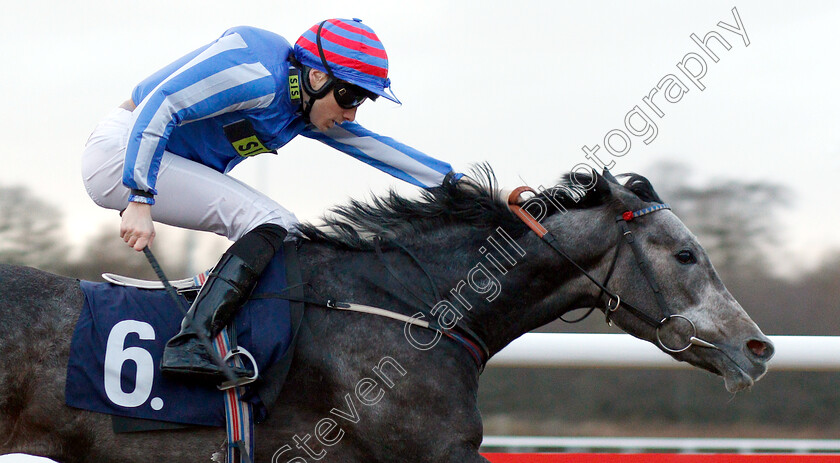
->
[343,107,357,122]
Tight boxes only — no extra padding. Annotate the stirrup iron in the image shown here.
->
[218,346,259,390]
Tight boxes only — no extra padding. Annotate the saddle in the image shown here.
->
[101,270,211,291]
[65,241,305,432]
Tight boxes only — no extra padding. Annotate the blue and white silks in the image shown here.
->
[123,26,459,204]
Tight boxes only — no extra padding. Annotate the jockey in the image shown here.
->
[81,19,470,380]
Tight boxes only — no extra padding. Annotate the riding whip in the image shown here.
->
[142,246,240,385]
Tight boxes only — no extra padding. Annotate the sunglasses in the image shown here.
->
[333,81,377,109]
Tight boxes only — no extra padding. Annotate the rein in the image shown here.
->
[507,184,718,353]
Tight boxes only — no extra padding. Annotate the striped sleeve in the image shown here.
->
[300,122,462,189]
[123,32,276,202]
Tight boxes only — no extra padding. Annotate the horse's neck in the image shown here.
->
[438,234,599,355]
[295,216,609,357]
[412,215,614,356]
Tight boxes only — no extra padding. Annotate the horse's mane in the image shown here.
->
[294,164,661,250]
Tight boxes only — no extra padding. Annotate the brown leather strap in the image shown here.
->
[507,186,548,237]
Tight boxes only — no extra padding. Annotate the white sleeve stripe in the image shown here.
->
[133,64,273,184]
[132,33,249,119]
[325,125,447,187]
[166,62,272,120]
[128,33,255,190]
[182,95,275,124]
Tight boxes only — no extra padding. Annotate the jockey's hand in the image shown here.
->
[120,202,156,251]
[457,176,524,205]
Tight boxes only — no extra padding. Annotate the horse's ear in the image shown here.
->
[601,168,620,184]
[591,168,614,201]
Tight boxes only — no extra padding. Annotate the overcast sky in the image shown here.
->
[1,0,838,277]
[0,2,838,461]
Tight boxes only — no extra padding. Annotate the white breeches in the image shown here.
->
[81,108,298,241]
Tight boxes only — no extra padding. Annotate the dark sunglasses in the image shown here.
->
[333,81,377,109]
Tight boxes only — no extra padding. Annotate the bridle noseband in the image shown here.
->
[508,183,719,354]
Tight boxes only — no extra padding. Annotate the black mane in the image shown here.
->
[295,165,661,250]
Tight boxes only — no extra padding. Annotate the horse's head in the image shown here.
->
[532,171,774,392]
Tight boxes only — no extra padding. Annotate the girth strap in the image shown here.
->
[213,330,254,463]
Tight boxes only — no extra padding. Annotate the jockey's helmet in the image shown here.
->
[294,18,401,107]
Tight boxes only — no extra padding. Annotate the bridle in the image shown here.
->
[507,181,719,354]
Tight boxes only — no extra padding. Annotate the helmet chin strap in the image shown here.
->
[296,21,335,124]
[299,66,334,124]
[301,94,314,124]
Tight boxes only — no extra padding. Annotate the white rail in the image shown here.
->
[488,333,840,371]
[480,436,840,454]
[484,334,840,454]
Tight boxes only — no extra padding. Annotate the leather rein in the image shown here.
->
[507,184,719,354]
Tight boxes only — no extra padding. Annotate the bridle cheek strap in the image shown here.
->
[616,206,673,323]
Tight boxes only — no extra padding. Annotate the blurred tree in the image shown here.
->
[646,162,790,279]
[58,225,189,281]
[0,183,67,270]
[0,182,187,280]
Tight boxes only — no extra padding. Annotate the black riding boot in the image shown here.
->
[160,224,287,380]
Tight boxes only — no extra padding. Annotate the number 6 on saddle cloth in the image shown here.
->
[65,242,303,428]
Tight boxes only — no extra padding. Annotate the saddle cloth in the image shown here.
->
[65,248,295,427]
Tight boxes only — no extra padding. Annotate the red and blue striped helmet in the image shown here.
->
[294,18,400,104]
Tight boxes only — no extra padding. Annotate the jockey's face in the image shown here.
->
[307,69,359,131]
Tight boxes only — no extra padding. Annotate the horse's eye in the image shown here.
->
[675,250,697,265]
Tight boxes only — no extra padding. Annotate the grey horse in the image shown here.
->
[0,168,774,462]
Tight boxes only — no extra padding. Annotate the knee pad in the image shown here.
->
[225,224,287,272]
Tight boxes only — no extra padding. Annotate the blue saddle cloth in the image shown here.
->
[65,251,293,427]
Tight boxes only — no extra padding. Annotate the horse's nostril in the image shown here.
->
[747,339,774,360]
